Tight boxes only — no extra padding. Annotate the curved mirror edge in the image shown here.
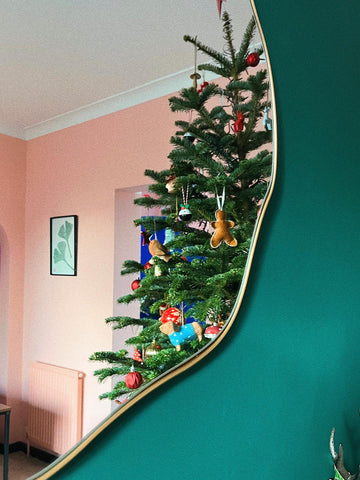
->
[29,1,277,478]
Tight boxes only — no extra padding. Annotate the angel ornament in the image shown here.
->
[210,187,238,249]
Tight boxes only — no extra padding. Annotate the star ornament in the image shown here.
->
[217,0,226,17]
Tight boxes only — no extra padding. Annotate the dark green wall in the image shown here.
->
[51,1,360,478]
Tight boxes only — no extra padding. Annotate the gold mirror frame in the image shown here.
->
[31,1,276,478]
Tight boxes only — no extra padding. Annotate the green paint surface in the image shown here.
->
[51,1,360,478]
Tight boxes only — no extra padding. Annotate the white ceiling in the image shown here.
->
[0,0,257,140]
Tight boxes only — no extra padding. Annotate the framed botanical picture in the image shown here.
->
[50,215,78,276]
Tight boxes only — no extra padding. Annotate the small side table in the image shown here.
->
[0,404,11,480]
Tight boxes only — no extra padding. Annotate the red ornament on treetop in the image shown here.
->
[247,52,260,67]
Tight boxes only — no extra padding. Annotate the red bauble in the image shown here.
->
[131,279,141,291]
[144,261,152,270]
[160,307,182,325]
[125,371,143,389]
[247,52,260,67]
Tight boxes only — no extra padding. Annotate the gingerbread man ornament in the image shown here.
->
[210,209,237,248]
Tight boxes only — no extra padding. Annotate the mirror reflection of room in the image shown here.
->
[90,14,274,403]
[0,1,274,479]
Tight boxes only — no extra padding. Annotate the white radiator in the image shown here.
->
[27,361,85,455]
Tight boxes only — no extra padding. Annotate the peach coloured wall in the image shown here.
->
[112,188,143,357]
[0,133,26,441]
[22,95,175,442]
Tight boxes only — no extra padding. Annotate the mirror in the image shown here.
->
[17,1,276,478]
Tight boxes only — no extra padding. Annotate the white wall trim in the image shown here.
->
[3,43,264,141]
[23,67,219,141]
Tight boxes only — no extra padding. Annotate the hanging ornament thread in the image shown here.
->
[210,187,237,248]
[190,37,201,88]
[179,184,192,222]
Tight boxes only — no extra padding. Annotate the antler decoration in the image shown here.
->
[329,428,360,480]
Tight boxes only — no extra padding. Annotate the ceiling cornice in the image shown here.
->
[0,123,26,140]
[3,41,262,142]
[22,67,219,141]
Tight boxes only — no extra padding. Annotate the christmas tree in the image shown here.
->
[90,12,273,401]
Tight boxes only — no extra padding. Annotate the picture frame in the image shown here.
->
[50,215,78,276]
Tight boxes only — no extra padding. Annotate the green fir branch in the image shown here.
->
[105,316,155,329]
[235,15,257,71]
[89,349,128,364]
[121,260,144,275]
[222,11,236,65]
[183,35,233,72]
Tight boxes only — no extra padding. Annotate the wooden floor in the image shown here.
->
[0,451,49,480]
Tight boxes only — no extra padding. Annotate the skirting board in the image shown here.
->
[0,442,57,463]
